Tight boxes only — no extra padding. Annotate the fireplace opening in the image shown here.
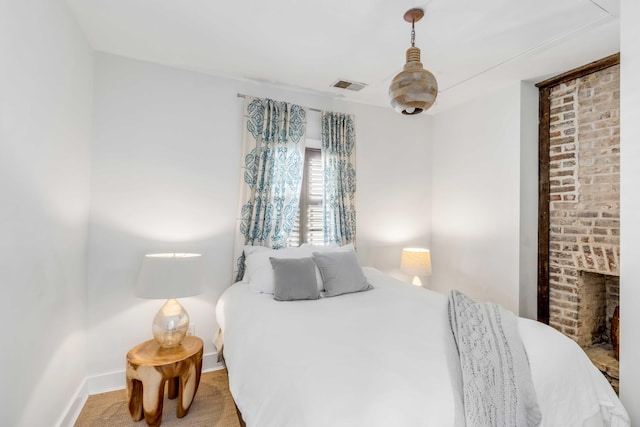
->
[577,271,619,348]
[577,270,619,392]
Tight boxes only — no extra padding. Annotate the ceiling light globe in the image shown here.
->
[389,47,438,115]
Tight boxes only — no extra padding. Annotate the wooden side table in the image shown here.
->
[126,336,203,426]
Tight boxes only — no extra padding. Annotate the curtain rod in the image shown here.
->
[236,93,323,113]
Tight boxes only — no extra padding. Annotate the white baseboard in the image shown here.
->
[55,379,88,427]
[201,352,224,372]
[87,368,127,394]
[61,351,222,426]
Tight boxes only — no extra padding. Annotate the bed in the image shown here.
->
[216,245,629,427]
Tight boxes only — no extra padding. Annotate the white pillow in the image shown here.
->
[300,243,340,251]
[241,245,271,283]
[243,244,355,294]
[301,243,354,253]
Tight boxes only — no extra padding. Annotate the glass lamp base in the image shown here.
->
[152,298,190,348]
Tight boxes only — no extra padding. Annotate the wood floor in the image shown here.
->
[74,369,242,426]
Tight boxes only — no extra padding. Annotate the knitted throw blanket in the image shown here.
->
[448,290,542,427]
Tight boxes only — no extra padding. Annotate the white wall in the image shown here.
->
[0,1,93,426]
[350,103,434,278]
[430,82,538,314]
[87,53,432,382]
[619,0,640,420]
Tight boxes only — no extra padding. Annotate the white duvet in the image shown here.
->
[216,267,629,427]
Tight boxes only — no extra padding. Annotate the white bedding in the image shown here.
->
[216,267,629,427]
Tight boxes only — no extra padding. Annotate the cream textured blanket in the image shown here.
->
[448,290,542,427]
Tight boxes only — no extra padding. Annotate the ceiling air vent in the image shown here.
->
[331,79,367,92]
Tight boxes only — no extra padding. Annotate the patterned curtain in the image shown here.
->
[233,97,307,280]
[322,112,357,246]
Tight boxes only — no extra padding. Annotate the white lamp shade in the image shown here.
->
[135,253,203,299]
[400,248,432,277]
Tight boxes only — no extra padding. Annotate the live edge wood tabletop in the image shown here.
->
[126,336,204,427]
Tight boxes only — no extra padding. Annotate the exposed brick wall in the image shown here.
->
[547,65,620,347]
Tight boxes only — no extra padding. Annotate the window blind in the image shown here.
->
[288,148,324,246]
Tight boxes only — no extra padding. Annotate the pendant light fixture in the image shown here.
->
[389,8,438,115]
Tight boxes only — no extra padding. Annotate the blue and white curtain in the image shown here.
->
[233,96,307,280]
[322,112,357,246]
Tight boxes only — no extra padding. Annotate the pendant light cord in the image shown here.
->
[411,20,416,47]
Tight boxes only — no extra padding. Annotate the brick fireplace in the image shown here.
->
[541,58,620,389]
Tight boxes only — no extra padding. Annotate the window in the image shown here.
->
[288,148,324,246]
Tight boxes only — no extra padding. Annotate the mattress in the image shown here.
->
[216,267,629,427]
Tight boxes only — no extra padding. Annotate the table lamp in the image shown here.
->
[400,248,432,286]
[135,253,203,348]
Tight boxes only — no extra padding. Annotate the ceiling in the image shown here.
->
[64,0,620,114]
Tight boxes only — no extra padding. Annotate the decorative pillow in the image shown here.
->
[312,250,373,297]
[244,246,312,294]
[300,243,355,292]
[243,244,355,294]
[269,257,320,301]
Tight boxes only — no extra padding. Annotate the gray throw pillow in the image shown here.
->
[269,257,320,301]
[312,251,373,297]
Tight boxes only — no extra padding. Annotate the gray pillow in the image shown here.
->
[269,257,320,301]
[312,251,373,297]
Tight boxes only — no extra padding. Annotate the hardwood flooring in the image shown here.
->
[74,369,242,426]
